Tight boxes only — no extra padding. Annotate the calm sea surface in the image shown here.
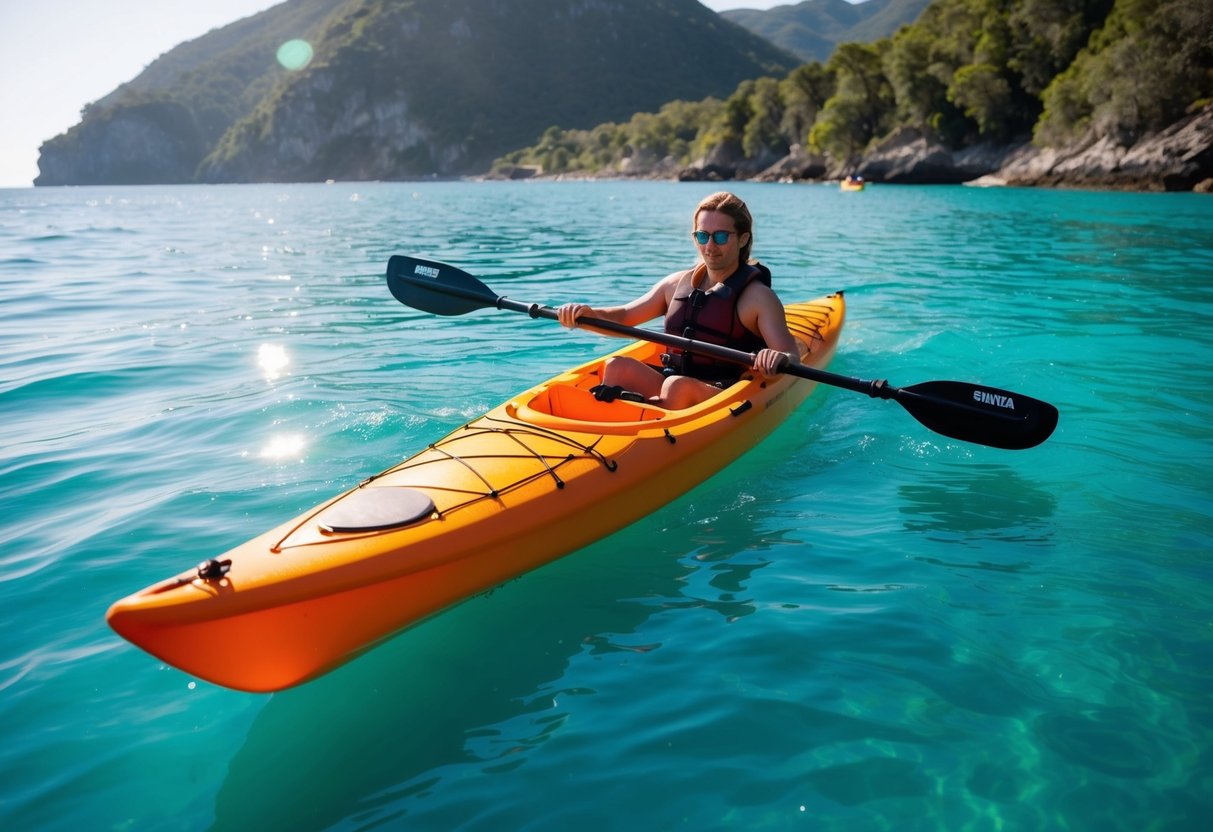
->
[1,181,1210,831]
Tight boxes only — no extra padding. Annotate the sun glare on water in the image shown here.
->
[258,343,290,381]
[260,434,306,461]
[253,342,303,459]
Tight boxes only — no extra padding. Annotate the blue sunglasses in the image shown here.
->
[692,229,736,245]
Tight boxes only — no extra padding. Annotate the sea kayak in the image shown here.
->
[107,293,845,692]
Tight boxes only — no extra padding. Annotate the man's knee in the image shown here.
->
[603,356,646,385]
[660,376,711,410]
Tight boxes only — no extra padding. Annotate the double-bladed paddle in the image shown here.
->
[386,255,1058,450]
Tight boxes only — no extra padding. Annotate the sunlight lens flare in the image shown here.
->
[276,39,314,71]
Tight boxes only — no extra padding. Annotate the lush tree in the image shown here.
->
[885,25,935,128]
[809,42,894,160]
[1037,0,1213,144]
[949,63,1014,138]
[777,62,835,147]
[1007,0,1116,95]
[743,77,789,159]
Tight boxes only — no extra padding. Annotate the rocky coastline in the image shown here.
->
[501,103,1213,193]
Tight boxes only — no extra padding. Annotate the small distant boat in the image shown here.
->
[840,176,865,192]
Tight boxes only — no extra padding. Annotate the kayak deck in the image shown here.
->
[106,294,845,691]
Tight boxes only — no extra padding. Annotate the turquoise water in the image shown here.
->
[1,181,1210,831]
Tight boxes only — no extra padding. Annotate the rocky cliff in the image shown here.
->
[835,104,1213,192]
[989,105,1213,192]
[35,0,345,186]
[36,0,795,186]
[35,101,205,186]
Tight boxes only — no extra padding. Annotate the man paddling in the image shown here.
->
[557,191,797,409]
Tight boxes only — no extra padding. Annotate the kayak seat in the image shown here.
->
[589,384,646,403]
[527,383,668,424]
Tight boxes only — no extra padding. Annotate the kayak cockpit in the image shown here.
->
[506,351,762,433]
[521,382,670,424]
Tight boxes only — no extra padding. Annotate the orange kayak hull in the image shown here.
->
[107,294,845,691]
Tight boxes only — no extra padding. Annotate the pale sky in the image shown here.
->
[0,1,797,188]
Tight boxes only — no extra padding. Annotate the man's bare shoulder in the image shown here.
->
[740,279,784,310]
[653,267,692,296]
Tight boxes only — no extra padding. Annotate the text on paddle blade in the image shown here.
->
[973,389,1015,410]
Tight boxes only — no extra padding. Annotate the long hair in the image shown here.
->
[694,191,754,263]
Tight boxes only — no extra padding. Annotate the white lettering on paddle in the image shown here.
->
[414,265,440,279]
[973,389,1015,410]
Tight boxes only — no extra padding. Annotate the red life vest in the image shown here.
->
[663,262,771,381]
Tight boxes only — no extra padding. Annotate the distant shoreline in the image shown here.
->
[488,103,1213,195]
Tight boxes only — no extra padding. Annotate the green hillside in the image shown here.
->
[498,0,1212,179]
[723,0,931,63]
[35,0,795,185]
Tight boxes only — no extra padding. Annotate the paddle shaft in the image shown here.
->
[496,294,890,396]
[386,254,1059,448]
[502,297,1036,428]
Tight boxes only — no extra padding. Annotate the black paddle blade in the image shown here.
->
[386,255,500,316]
[894,380,1059,450]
